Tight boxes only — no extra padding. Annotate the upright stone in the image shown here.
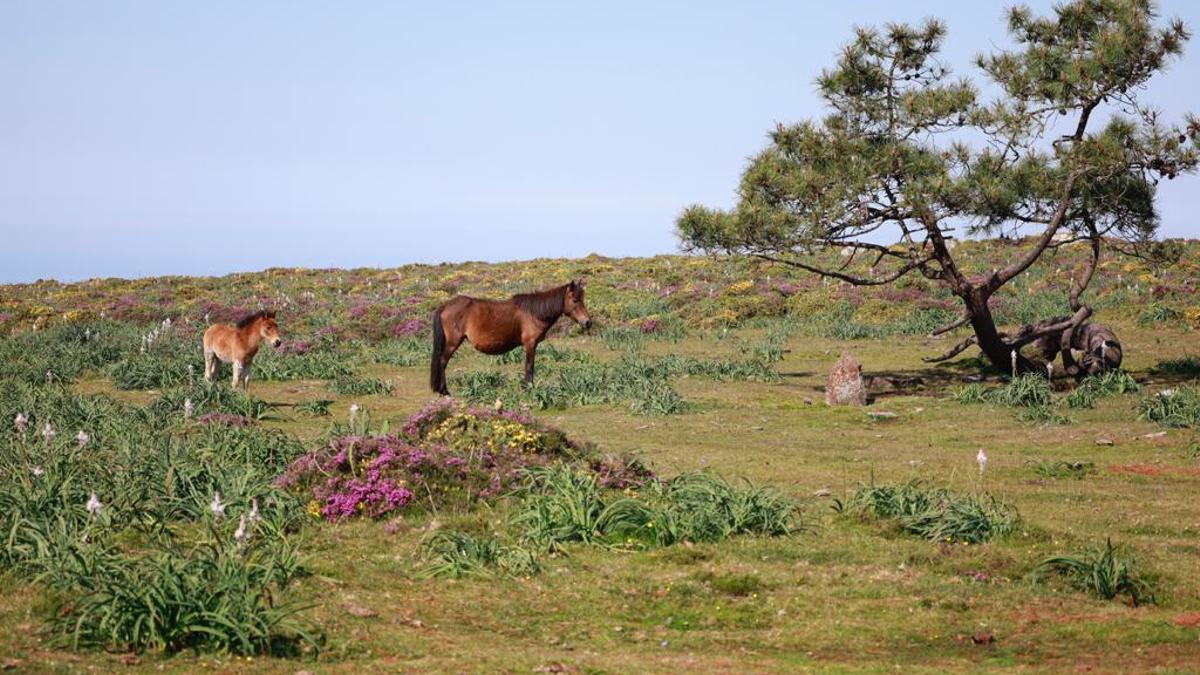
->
[826,352,867,406]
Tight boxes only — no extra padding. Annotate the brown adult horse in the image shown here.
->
[430,280,593,395]
[203,310,283,390]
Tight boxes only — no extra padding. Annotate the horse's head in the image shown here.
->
[259,310,283,348]
[564,280,593,330]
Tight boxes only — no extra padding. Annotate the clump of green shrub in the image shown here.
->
[1036,539,1155,606]
[1150,356,1200,379]
[846,480,1018,544]
[511,465,799,552]
[419,530,541,579]
[50,534,317,655]
[1137,387,1200,428]
[1027,460,1096,480]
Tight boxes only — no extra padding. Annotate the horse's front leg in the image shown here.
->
[523,343,537,386]
[231,360,243,390]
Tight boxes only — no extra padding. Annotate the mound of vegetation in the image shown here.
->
[276,399,652,521]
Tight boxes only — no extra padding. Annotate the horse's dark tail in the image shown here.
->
[430,306,446,393]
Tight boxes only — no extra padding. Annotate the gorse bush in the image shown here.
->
[1137,387,1200,428]
[511,465,799,551]
[1037,539,1155,606]
[847,480,1018,544]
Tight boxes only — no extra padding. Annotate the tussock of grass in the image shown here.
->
[847,480,1018,544]
[1138,387,1200,428]
[1036,539,1155,606]
[511,465,799,551]
[1027,459,1096,480]
[419,530,541,579]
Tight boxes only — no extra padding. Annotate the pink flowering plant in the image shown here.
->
[277,399,651,522]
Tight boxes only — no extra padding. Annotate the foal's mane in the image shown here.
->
[511,284,568,321]
[235,310,274,329]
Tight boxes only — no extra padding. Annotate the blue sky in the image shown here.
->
[2,1,1197,283]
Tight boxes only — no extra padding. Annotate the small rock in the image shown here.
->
[972,632,995,645]
[826,352,867,406]
[867,411,897,420]
[1142,431,1168,439]
[342,602,379,618]
[1,659,23,671]
[120,654,140,666]
[1095,438,1114,446]
[812,488,831,497]
[803,397,814,406]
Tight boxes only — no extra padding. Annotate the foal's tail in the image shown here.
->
[430,306,446,392]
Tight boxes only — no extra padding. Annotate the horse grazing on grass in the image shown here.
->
[430,280,593,395]
[203,310,283,390]
[1032,317,1123,376]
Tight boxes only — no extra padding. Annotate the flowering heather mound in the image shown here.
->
[277,399,652,522]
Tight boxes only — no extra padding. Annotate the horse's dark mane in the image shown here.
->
[235,310,272,329]
[511,284,568,321]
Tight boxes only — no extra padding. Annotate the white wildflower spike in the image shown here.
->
[184,398,194,419]
[86,492,103,515]
[1160,389,1176,398]
[349,403,361,427]
[42,422,55,442]
[76,430,89,448]
[1046,362,1053,379]
[14,413,27,435]
[249,498,261,522]
[32,465,44,478]
[1010,350,1018,378]
[234,514,248,542]
[210,491,225,520]
[976,449,988,478]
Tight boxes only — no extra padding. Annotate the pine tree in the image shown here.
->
[677,0,1198,374]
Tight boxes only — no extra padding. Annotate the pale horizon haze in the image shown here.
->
[3,1,1198,283]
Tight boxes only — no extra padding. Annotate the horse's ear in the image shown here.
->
[265,310,276,319]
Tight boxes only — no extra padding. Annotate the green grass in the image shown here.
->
[3,245,1200,670]
[1036,539,1156,606]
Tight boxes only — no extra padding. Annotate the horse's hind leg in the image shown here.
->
[231,360,243,390]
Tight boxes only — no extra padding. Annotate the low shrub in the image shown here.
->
[419,530,540,579]
[1036,539,1155,606]
[1137,387,1200,428]
[847,480,1018,544]
[511,465,799,551]
[1027,460,1096,480]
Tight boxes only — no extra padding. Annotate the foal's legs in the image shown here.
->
[204,346,217,382]
[231,360,243,390]
[240,356,253,391]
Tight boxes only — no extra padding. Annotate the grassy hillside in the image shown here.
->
[1,239,1199,672]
